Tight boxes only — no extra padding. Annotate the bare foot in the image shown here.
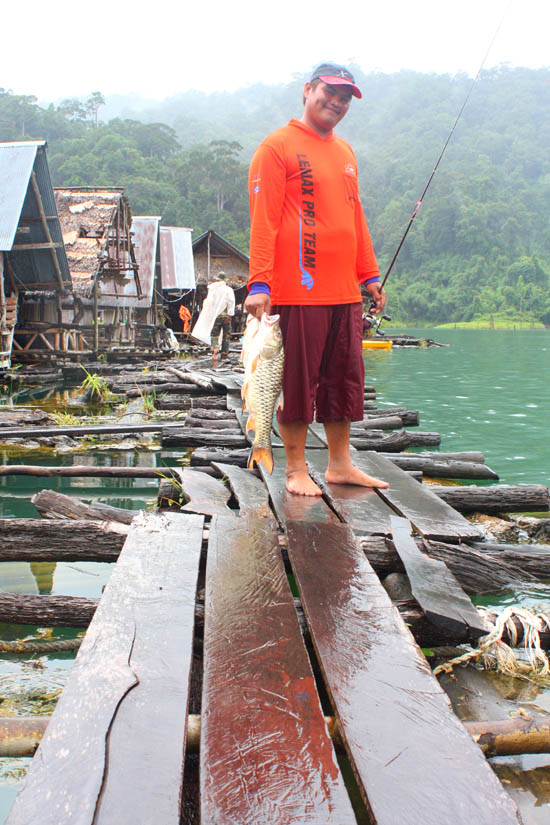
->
[286,469,322,496]
[325,464,389,488]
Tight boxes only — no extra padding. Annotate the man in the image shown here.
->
[245,62,389,495]
[191,272,235,359]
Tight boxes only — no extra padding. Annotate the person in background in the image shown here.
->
[245,62,389,495]
[191,271,235,360]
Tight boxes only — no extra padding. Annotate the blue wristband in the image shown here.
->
[362,276,381,286]
[248,282,271,296]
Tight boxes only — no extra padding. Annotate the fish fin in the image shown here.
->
[241,380,248,400]
[250,355,259,372]
[276,390,284,412]
[241,397,247,412]
[248,445,274,474]
[245,414,256,434]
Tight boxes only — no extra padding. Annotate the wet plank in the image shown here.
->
[202,516,355,825]
[176,467,235,516]
[391,516,486,639]
[306,449,395,535]
[286,520,521,825]
[226,393,283,448]
[7,511,204,825]
[260,447,339,526]
[352,451,482,540]
[211,462,273,518]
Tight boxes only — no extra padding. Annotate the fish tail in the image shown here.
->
[248,445,274,474]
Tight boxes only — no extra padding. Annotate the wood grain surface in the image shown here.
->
[286,519,521,825]
[202,516,356,825]
[7,511,204,825]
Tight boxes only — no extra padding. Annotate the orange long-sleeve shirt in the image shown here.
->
[248,119,380,305]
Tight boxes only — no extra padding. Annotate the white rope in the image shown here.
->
[433,605,550,683]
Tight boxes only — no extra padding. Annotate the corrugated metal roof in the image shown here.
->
[160,226,195,290]
[0,141,71,290]
[0,142,41,251]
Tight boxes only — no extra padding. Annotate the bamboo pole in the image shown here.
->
[2,714,549,758]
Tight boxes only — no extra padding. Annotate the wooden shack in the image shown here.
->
[0,141,72,366]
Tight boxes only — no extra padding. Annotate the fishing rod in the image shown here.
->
[374,4,512,314]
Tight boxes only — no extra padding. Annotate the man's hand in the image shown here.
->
[365,281,386,314]
[244,292,271,319]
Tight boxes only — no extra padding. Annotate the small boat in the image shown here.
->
[362,339,393,350]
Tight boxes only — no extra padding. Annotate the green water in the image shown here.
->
[364,329,550,487]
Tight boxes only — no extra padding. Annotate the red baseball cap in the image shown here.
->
[310,63,362,99]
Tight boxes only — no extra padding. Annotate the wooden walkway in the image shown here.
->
[6,392,522,824]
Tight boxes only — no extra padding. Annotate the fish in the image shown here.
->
[241,313,284,474]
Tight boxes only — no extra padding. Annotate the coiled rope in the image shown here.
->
[434,606,550,683]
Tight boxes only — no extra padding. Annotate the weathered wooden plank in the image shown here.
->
[161,428,248,448]
[31,490,135,524]
[391,516,487,639]
[260,447,339,526]
[7,511,204,825]
[176,468,235,517]
[202,516,356,825]
[190,447,249,467]
[286,520,521,825]
[212,462,273,518]
[306,449,395,535]
[351,451,482,540]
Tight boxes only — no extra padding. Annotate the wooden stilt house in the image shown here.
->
[0,141,72,366]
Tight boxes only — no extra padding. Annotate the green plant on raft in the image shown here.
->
[79,366,112,402]
[51,411,82,426]
[97,352,107,364]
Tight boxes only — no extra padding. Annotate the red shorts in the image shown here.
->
[272,303,364,424]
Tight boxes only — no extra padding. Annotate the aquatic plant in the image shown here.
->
[79,366,112,402]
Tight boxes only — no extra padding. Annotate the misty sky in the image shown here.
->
[3,0,548,102]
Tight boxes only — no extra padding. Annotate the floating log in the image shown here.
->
[0,422,207,440]
[184,417,240,431]
[358,535,535,593]
[165,366,215,390]
[185,409,237,421]
[351,430,441,451]
[380,450,485,464]
[31,490,135,524]
[162,428,248,448]
[466,717,550,757]
[0,519,126,561]
[384,456,498,480]
[157,395,227,411]
[0,465,180,479]
[119,383,201,397]
[190,448,249,468]
[0,593,97,626]
[430,484,550,514]
[0,717,50,757]
[364,407,419,426]
[352,416,403,431]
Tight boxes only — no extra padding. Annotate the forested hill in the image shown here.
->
[2,65,549,325]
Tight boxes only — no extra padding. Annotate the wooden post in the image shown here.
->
[30,172,64,292]
[93,279,99,354]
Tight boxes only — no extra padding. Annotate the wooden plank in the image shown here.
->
[202,516,355,825]
[7,511,204,825]
[286,520,521,825]
[391,516,486,639]
[226,392,283,448]
[352,451,482,540]
[260,447,339,526]
[212,462,273,518]
[176,467,235,517]
[306,449,396,535]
